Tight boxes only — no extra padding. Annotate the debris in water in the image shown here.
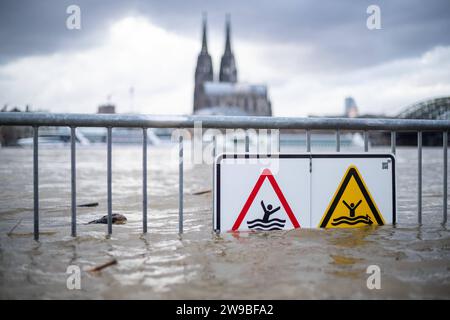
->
[87,213,127,225]
[191,189,212,196]
[77,202,99,208]
[88,259,118,273]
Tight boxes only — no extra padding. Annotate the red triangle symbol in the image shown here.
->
[232,168,301,231]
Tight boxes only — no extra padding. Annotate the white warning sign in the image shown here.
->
[214,154,395,232]
[214,155,310,231]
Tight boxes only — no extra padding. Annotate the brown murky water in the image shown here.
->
[0,144,449,299]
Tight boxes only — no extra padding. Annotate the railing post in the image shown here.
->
[364,130,369,152]
[391,131,396,154]
[270,129,278,154]
[245,131,250,153]
[107,127,112,235]
[33,126,39,241]
[336,129,340,152]
[212,135,216,159]
[179,135,183,234]
[142,128,148,234]
[256,133,259,154]
[418,131,422,224]
[70,127,77,237]
[444,131,448,225]
[306,130,311,152]
[278,130,281,153]
[212,135,216,232]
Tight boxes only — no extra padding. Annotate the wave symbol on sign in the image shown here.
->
[330,199,373,226]
[247,201,286,230]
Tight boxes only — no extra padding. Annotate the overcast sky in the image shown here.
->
[0,0,449,116]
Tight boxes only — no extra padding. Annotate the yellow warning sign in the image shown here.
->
[319,165,385,228]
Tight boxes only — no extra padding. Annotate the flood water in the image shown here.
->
[0,144,449,299]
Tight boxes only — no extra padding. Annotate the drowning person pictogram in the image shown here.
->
[330,199,373,226]
[319,165,385,228]
[231,168,301,231]
[246,200,286,230]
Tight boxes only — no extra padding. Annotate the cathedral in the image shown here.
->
[193,15,272,116]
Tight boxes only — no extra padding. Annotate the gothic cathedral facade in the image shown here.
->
[193,15,272,116]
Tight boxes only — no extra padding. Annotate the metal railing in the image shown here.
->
[0,112,449,240]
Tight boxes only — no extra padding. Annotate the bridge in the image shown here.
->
[397,96,450,120]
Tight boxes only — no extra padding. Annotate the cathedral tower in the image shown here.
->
[194,13,213,112]
[219,14,237,83]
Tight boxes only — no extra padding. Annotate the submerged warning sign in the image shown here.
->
[214,154,395,232]
[319,165,385,228]
[231,168,300,231]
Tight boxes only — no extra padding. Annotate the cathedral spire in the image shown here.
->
[201,12,208,53]
[219,14,237,83]
[224,14,231,54]
[194,13,213,112]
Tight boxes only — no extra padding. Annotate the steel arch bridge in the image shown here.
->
[397,96,450,120]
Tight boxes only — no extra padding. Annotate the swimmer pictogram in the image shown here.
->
[319,165,385,228]
[330,199,373,226]
[246,200,286,230]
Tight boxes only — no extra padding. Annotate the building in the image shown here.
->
[193,14,272,116]
[344,97,359,118]
[97,104,116,114]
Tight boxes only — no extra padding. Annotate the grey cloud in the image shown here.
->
[0,0,449,68]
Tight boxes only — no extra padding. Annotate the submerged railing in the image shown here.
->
[0,112,449,240]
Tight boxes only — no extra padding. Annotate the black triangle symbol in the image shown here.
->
[320,167,384,228]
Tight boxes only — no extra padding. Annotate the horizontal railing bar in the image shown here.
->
[0,112,449,131]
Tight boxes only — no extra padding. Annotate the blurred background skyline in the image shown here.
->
[0,0,449,116]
